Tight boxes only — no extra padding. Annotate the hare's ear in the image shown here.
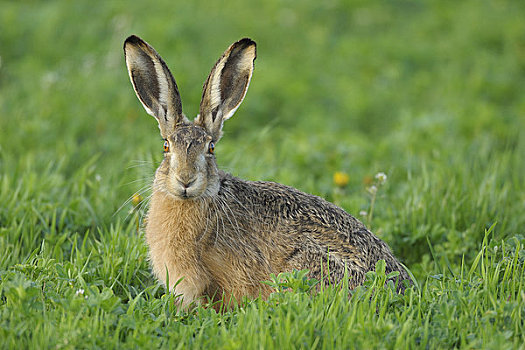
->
[195,38,256,142]
[124,35,185,139]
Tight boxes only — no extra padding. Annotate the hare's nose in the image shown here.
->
[177,177,196,189]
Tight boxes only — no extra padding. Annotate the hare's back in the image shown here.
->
[218,172,372,243]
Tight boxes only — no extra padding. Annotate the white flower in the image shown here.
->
[375,172,387,185]
[95,174,102,182]
[359,210,368,216]
[75,289,85,297]
[367,185,377,195]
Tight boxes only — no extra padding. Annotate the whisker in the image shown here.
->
[113,182,153,217]
[119,178,154,187]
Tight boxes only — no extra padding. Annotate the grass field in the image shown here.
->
[1,0,524,348]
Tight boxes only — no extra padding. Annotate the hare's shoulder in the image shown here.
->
[217,171,366,233]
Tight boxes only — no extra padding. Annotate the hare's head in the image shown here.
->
[124,35,256,200]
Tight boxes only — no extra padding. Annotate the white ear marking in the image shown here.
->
[209,59,227,117]
[196,38,256,141]
[124,35,184,138]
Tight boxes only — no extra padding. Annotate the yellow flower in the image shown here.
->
[333,171,350,188]
[132,193,143,208]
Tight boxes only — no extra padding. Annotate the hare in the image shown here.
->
[124,35,411,308]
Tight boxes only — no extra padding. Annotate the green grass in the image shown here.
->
[1,0,524,348]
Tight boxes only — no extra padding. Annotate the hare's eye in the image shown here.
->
[163,140,170,153]
[208,142,215,154]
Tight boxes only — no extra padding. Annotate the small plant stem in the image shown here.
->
[367,192,376,226]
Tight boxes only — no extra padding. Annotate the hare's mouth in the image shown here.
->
[164,188,205,201]
[179,189,198,199]
[165,176,207,200]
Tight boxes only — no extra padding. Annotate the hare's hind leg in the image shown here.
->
[285,247,366,289]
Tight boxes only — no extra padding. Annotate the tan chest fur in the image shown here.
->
[145,190,276,305]
[145,191,211,306]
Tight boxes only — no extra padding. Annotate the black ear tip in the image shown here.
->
[124,35,143,47]
[237,38,256,49]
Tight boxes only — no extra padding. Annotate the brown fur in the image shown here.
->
[124,35,411,308]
